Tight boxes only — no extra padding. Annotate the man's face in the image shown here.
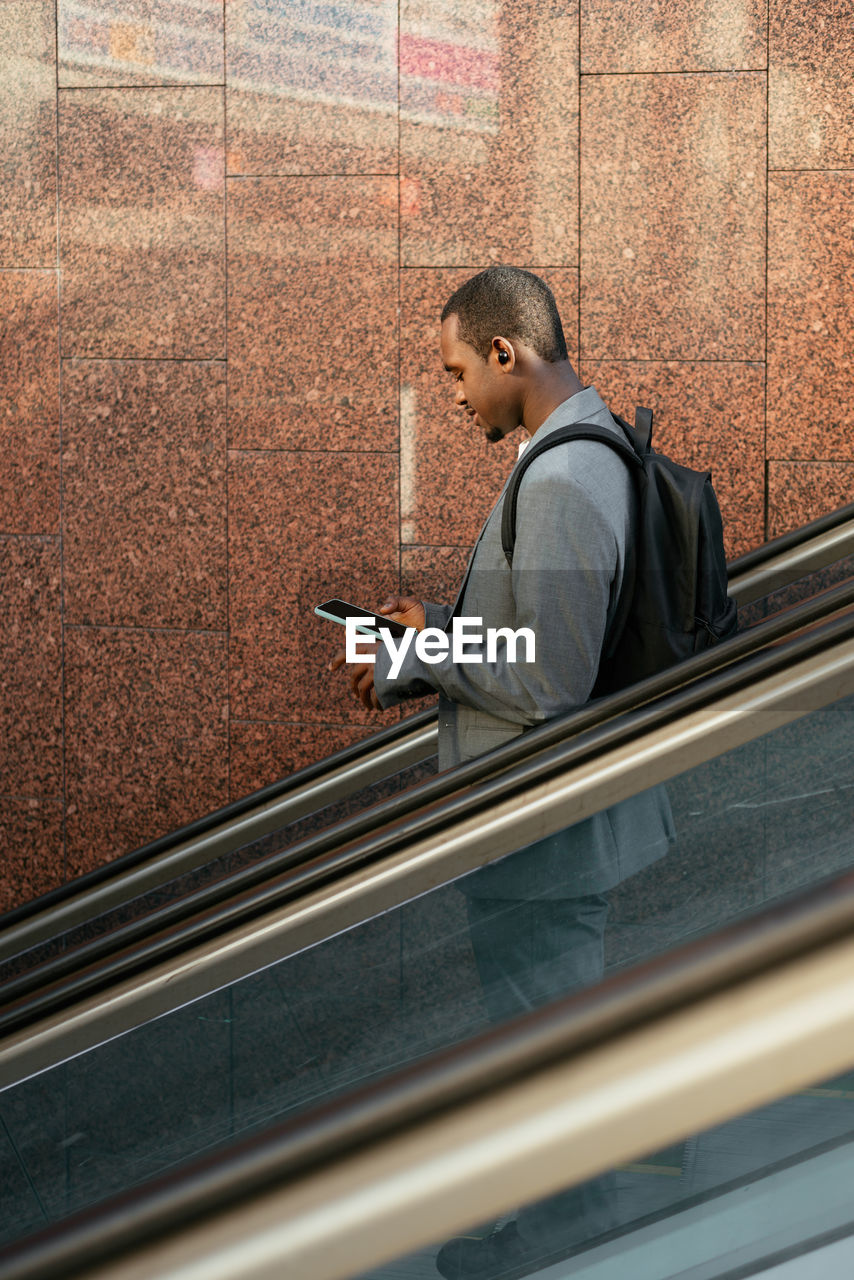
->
[440,314,518,444]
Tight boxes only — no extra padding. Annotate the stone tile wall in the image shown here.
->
[1,0,852,906]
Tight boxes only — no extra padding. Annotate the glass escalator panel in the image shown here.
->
[367,1062,854,1280]
[1,665,852,1249]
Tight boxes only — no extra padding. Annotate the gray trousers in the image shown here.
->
[465,894,610,1022]
[464,892,617,1254]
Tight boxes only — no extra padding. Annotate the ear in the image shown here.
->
[491,337,515,369]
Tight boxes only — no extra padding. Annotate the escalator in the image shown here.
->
[0,583,852,1277]
[2,501,853,1011]
[0,506,853,1268]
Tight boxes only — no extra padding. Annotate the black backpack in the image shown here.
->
[501,407,738,697]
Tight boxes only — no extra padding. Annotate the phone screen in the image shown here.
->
[314,599,409,639]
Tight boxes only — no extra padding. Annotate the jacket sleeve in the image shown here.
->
[424,601,454,629]
[372,599,454,705]
[374,464,619,721]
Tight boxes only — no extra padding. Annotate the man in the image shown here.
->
[334,266,673,1276]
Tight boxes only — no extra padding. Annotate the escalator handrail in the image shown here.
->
[5,805,854,1280]
[1,594,852,1045]
[1,540,850,977]
[3,507,851,943]
[2,576,852,1009]
[728,516,854,608]
[728,496,854,577]
[0,706,438,937]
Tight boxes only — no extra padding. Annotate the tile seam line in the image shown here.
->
[53,0,69,891]
[0,533,62,542]
[226,173,400,179]
[579,67,769,78]
[63,624,230,636]
[577,0,582,367]
[226,447,403,456]
[579,358,767,366]
[396,0,403,617]
[769,167,854,175]
[230,719,377,728]
[219,171,854,182]
[222,64,231,807]
[58,83,227,91]
[763,13,770,545]
[60,357,227,364]
[221,0,227,96]
[0,793,66,804]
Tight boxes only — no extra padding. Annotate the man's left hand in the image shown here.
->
[329,642,381,711]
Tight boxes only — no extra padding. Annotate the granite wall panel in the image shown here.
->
[767,172,854,460]
[59,0,224,88]
[768,463,854,537]
[581,72,766,361]
[770,0,854,169]
[62,359,227,628]
[400,0,579,266]
[0,538,63,799]
[229,722,372,802]
[63,627,228,875]
[401,546,473,612]
[0,1,57,267]
[581,0,767,73]
[227,177,398,451]
[0,272,60,535]
[226,0,398,176]
[1,3,852,906]
[228,449,398,725]
[0,798,64,916]
[58,87,225,358]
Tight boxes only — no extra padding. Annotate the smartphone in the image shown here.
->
[314,598,409,640]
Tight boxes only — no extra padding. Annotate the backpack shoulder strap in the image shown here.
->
[501,419,642,565]
[633,406,653,452]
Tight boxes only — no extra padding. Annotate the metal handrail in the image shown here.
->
[3,508,851,970]
[0,710,438,962]
[1,608,851,1087]
[2,575,853,1030]
[727,496,854,577]
[3,506,851,958]
[727,517,854,607]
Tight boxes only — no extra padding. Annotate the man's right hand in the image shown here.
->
[378,595,426,631]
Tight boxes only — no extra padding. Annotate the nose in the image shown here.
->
[453,384,467,408]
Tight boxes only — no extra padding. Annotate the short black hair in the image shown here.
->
[441,266,568,364]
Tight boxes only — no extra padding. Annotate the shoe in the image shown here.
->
[435,1220,537,1279]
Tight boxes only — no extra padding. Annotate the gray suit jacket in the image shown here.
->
[375,386,675,898]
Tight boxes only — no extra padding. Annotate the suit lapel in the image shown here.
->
[448,473,513,620]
